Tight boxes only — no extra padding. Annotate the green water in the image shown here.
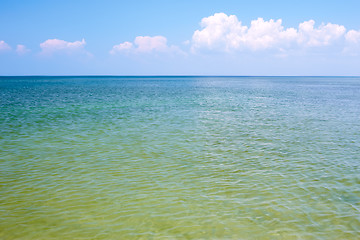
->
[1,76,359,239]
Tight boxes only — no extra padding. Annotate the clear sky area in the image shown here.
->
[1,0,360,75]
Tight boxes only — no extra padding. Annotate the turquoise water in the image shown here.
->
[1,76,359,239]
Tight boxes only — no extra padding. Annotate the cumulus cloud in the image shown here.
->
[16,44,31,55]
[297,20,346,47]
[110,36,183,55]
[192,13,247,52]
[0,40,11,52]
[345,30,360,44]
[40,38,88,56]
[344,29,360,55]
[134,36,169,53]
[243,18,298,51]
[110,41,133,54]
[192,13,301,52]
[191,13,357,54]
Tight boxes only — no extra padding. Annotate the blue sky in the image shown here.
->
[1,0,360,75]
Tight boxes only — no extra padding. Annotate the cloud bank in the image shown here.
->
[3,14,360,59]
[191,13,360,54]
[110,36,183,55]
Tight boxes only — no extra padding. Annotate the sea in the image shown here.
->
[1,76,359,239]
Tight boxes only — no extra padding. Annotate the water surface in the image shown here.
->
[1,76,359,239]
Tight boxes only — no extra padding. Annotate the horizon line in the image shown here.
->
[1,75,360,78]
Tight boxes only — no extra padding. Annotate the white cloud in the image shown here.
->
[135,36,171,53]
[298,20,346,47]
[191,13,300,53]
[192,13,247,52]
[110,41,133,54]
[110,36,183,55]
[344,29,360,55]
[183,40,190,45]
[40,38,88,56]
[191,13,352,54]
[16,44,31,55]
[345,30,360,44]
[244,18,297,51]
[0,40,11,52]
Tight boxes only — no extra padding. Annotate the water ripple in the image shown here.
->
[1,76,360,239]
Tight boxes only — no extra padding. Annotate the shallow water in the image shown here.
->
[1,76,359,239]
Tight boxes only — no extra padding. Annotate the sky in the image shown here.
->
[1,0,360,76]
